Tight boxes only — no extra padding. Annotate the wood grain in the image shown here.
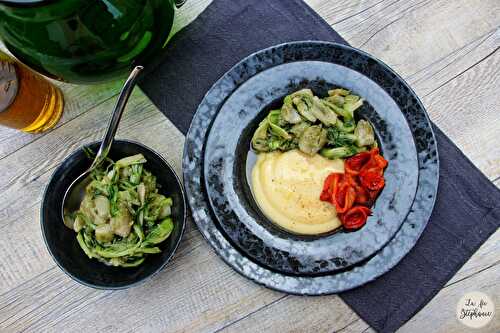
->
[338,319,374,333]
[304,0,383,25]
[219,295,361,333]
[327,0,500,74]
[0,0,499,332]
[423,49,500,179]
[405,28,500,97]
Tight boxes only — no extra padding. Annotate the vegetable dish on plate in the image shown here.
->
[251,88,387,234]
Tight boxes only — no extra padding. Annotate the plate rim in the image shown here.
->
[183,40,439,295]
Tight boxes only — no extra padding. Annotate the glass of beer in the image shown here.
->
[0,51,64,133]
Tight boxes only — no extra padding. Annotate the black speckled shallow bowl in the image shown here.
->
[41,140,186,290]
[204,63,418,275]
[183,41,439,294]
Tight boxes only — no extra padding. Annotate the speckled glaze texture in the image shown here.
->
[183,42,439,294]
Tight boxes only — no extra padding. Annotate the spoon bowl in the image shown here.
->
[61,66,143,225]
[61,171,91,229]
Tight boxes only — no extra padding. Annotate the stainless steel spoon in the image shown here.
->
[62,66,143,226]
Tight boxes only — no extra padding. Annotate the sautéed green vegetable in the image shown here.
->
[64,153,174,268]
[252,88,377,158]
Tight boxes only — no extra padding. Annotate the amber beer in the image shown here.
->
[0,51,64,132]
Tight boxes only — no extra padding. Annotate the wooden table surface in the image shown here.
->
[0,1,498,332]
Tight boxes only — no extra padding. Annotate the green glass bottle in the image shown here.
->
[0,0,183,84]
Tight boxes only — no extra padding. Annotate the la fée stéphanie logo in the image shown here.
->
[456,291,495,329]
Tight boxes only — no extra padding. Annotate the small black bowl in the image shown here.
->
[41,139,186,289]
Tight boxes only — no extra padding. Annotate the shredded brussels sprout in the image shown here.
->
[251,88,376,158]
[64,153,174,268]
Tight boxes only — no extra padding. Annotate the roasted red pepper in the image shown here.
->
[360,148,387,172]
[320,173,335,201]
[368,188,382,202]
[341,206,372,230]
[359,170,385,191]
[373,154,388,169]
[334,182,356,213]
[319,147,388,231]
[353,184,371,206]
[320,173,342,202]
[345,151,371,175]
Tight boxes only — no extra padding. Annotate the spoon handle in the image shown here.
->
[91,66,144,170]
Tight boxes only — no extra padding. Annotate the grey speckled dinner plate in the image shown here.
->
[183,41,438,294]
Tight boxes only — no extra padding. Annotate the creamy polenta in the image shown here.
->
[251,150,344,235]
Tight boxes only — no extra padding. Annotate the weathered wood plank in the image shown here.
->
[406,28,500,97]
[218,295,361,333]
[338,319,373,333]
[422,48,500,179]
[329,0,500,75]
[381,27,500,179]
[304,0,383,25]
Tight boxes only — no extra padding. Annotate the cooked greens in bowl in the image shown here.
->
[64,153,174,268]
